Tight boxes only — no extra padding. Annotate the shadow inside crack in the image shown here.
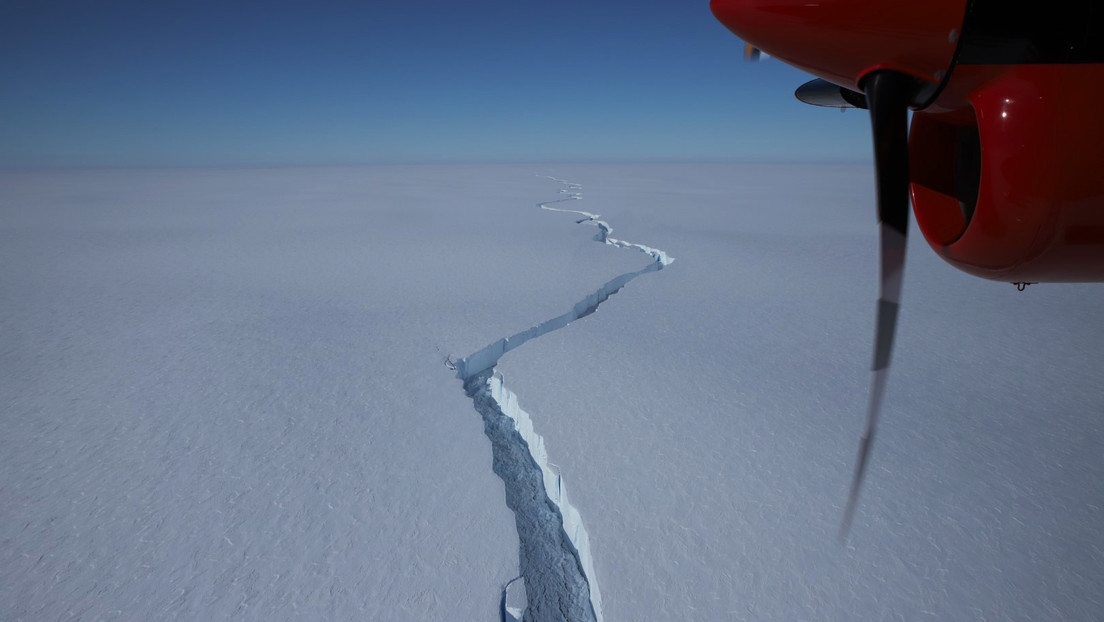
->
[466,370,597,622]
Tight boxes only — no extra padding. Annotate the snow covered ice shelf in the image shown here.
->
[0,165,637,620]
[4,163,1103,621]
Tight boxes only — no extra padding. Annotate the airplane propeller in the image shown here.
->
[741,38,917,537]
[839,70,914,540]
[738,41,918,538]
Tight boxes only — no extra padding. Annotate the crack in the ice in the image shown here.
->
[467,370,595,622]
[457,176,672,622]
[535,176,673,268]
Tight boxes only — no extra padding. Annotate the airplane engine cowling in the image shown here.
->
[909,64,1104,282]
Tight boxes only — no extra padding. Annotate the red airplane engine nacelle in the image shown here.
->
[910,65,1104,282]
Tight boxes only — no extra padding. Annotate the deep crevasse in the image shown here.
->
[456,176,673,622]
[466,370,597,622]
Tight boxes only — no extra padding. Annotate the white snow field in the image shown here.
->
[3,163,1103,620]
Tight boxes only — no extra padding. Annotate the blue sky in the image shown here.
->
[1,0,873,167]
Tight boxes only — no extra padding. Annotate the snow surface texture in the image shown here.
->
[456,176,672,621]
[498,163,1104,621]
[3,164,1103,621]
[0,166,610,621]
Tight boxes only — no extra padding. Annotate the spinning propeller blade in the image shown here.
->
[839,71,913,541]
